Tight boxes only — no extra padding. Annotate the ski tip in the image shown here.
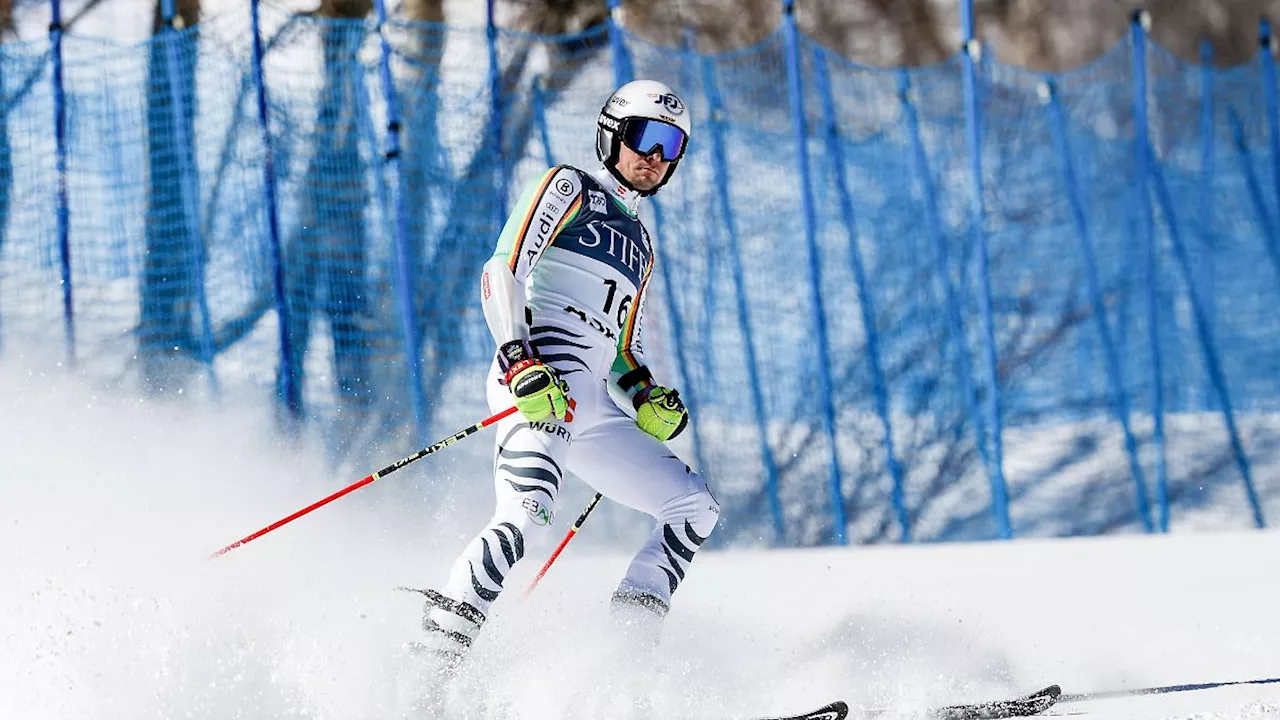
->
[1038,685,1062,700]
[803,700,849,720]
[755,700,849,720]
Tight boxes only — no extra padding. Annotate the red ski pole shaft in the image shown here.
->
[211,405,519,558]
[523,492,603,599]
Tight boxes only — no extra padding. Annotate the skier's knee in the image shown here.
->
[662,479,720,545]
[686,473,721,537]
[691,484,720,540]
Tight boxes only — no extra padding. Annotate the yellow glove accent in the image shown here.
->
[506,359,569,422]
[633,386,688,442]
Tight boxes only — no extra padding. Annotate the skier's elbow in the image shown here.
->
[480,257,518,299]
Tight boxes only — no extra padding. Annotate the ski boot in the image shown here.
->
[608,588,669,652]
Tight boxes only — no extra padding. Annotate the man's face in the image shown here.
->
[616,143,671,192]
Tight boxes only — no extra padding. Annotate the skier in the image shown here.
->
[415,79,719,666]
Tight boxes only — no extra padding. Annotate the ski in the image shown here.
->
[927,684,1060,719]
[750,701,849,720]
[750,685,1060,720]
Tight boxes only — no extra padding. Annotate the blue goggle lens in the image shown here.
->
[621,119,687,161]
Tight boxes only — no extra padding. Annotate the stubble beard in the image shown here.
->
[627,164,661,192]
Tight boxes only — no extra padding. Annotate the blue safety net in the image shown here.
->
[1,2,1276,544]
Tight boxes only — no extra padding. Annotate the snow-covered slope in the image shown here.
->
[1,358,1277,720]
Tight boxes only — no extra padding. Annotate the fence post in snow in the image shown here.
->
[157,0,220,396]
[814,48,909,541]
[781,0,846,545]
[49,0,75,367]
[372,0,428,440]
[897,69,996,518]
[1144,154,1266,531]
[959,0,1012,539]
[1196,39,1216,410]
[1129,9,1164,532]
[249,0,299,419]
[701,54,785,544]
[1043,78,1152,533]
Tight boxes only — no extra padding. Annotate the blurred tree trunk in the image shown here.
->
[139,0,201,393]
[280,0,373,423]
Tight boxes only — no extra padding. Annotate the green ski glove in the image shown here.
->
[499,340,569,423]
[632,386,688,442]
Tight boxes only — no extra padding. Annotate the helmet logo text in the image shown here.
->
[647,92,684,115]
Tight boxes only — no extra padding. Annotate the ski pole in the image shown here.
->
[211,405,519,558]
[523,492,603,598]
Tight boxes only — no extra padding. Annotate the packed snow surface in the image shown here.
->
[2,360,1277,720]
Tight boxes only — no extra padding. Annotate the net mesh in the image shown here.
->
[1,5,1276,542]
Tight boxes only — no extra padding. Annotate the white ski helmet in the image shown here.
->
[596,79,691,196]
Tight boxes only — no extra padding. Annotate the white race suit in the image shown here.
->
[428,164,721,639]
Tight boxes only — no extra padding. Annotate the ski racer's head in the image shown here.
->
[596,79,690,196]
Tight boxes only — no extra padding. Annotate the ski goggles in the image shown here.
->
[619,117,687,162]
